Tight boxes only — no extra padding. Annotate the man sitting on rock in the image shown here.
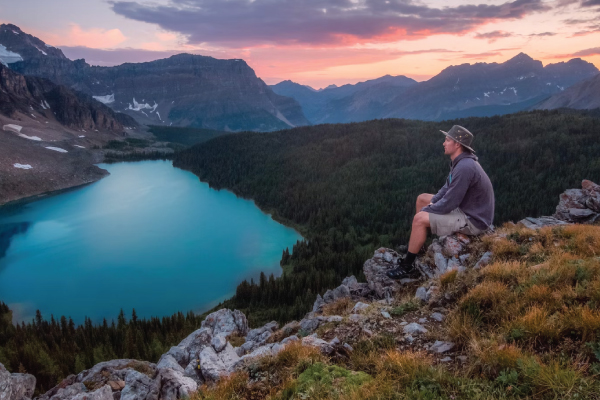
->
[387,125,495,280]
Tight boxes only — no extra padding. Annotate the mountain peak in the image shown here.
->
[505,52,535,64]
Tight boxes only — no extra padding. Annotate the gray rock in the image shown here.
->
[433,252,448,274]
[343,343,353,352]
[415,286,429,302]
[166,346,188,368]
[447,258,461,271]
[418,318,427,323]
[178,327,213,359]
[199,347,228,382]
[245,321,277,343]
[201,309,248,338]
[351,302,369,313]
[281,335,299,345]
[156,369,197,400]
[440,357,453,362]
[301,335,334,355]
[404,334,415,343]
[429,341,455,353]
[322,289,334,303]
[363,248,404,299]
[474,252,493,270]
[312,294,325,312]
[569,208,596,219]
[218,343,240,371]
[120,370,158,400]
[430,312,445,322]
[73,360,156,391]
[71,385,112,400]
[329,337,340,346]
[332,285,350,300]
[156,354,184,374]
[48,383,87,400]
[459,254,470,264]
[341,276,358,288]
[0,363,12,400]
[10,373,36,400]
[403,323,428,335]
[381,311,391,319]
[299,318,321,334]
[442,236,463,257]
[400,321,408,326]
[211,333,228,353]
[183,359,204,386]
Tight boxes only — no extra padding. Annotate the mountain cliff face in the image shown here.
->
[0,24,309,132]
[273,54,598,124]
[0,62,134,131]
[534,73,600,110]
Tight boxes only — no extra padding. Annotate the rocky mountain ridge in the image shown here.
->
[272,53,598,124]
[0,24,309,132]
[5,179,599,400]
[534,72,600,111]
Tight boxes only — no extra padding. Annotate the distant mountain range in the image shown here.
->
[1,23,599,131]
[272,54,599,124]
[0,24,309,132]
[271,75,418,124]
[534,73,600,111]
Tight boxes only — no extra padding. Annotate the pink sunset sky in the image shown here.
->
[1,0,599,88]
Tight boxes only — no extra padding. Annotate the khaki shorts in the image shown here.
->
[428,208,485,237]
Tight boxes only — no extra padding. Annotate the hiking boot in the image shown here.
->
[386,261,422,280]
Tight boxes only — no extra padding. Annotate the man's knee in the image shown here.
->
[413,211,430,227]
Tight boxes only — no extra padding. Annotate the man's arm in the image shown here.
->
[430,181,449,204]
[421,163,474,214]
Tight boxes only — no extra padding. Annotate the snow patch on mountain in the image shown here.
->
[19,134,42,141]
[0,44,23,66]
[93,94,115,105]
[13,163,32,169]
[3,124,22,133]
[128,98,158,112]
[45,147,68,153]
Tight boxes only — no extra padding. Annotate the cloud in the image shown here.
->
[529,32,556,36]
[571,26,600,36]
[548,47,600,58]
[474,30,514,42]
[109,0,551,47]
[581,0,600,6]
[49,24,127,48]
[461,51,503,59]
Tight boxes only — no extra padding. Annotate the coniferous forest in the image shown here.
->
[2,109,600,393]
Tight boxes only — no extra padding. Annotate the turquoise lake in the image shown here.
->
[0,160,302,324]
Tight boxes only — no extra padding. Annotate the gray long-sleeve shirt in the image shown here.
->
[422,152,495,230]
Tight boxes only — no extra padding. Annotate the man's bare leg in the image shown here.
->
[408,211,430,253]
[415,193,434,214]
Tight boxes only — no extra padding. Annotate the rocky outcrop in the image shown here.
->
[0,363,36,400]
[553,180,600,223]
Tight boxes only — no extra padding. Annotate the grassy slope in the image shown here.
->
[194,223,600,400]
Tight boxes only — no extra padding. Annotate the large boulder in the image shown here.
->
[177,327,212,360]
[156,355,184,374]
[554,181,600,223]
[363,248,404,298]
[156,369,197,400]
[200,309,248,338]
[120,370,159,400]
[1,363,12,400]
[70,385,112,400]
[0,363,36,400]
[10,373,36,400]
